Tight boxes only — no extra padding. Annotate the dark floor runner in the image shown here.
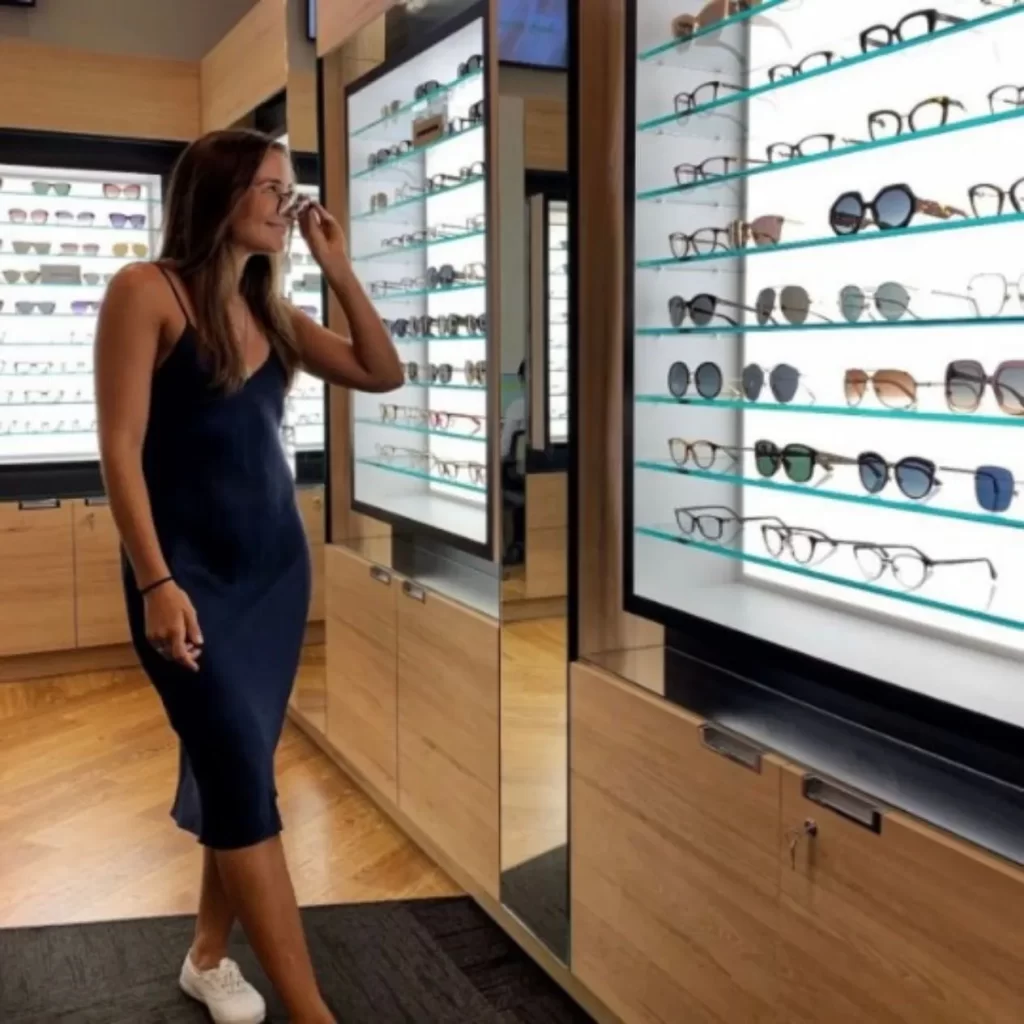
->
[0,897,592,1024]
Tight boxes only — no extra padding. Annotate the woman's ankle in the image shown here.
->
[188,939,226,972]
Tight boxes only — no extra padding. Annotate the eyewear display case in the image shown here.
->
[0,152,164,485]
[626,0,1024,742]
[346,3,497,559]
[545,196,569,447]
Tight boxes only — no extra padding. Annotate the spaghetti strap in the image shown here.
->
[156,264,193,327]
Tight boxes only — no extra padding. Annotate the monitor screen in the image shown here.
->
[498,0,568,69]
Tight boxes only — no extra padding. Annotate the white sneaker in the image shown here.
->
[179,954,267,1024]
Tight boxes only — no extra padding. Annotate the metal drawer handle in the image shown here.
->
[402,581,426,602]
[18,498,59,510]
[85,496,109,507]
[369,567,392,586]
[803,775,882,834]
[700,724,762,772]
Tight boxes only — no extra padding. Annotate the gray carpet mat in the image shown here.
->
[0,896,592,1023]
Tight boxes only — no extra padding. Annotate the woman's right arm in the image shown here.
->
[95,264,202,671]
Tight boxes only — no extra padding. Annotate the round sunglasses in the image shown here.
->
[667,361,805,404]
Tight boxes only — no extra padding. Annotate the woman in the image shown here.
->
[96,129,402,1024]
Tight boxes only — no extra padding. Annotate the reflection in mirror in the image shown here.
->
[499,77,571,959]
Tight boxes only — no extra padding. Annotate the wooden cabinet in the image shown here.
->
[297,486,325,622]
[570,662,789,1024]
[398,581,500,899]
[778,764,1024,1024]
[570,664,1024,1024]
[524,472,568,600]
[72,499,131,649]
[324,545,398,802]
[0,500,75,657]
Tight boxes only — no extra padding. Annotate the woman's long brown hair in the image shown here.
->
[159,129,301,391]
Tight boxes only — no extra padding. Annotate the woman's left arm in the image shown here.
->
[289,200,404,393]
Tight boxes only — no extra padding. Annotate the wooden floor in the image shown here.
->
[0,647,457,929]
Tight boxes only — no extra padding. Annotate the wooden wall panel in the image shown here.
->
[200,0,288,132]
[286,68,319,152]
[524,97,567,172]
[577,0,662,655]
[0,40,200,141]
[317,0,394,57]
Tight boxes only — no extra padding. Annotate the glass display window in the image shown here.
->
[0,163,162,466]
[627,0,1024,728]
[346,5,493,556]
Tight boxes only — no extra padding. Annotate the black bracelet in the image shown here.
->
[140,575,174,597]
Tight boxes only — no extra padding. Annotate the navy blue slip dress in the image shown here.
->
[122,267,310,850]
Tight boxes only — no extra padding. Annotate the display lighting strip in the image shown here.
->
[636,394,1024,428]
[636,460,1024,532]
[353,417,487,442]
[636,211,1024,270]
[636,526,1022,632]
[637,3,1024,133]
[355,457,486,493]
[639,107,1024,202]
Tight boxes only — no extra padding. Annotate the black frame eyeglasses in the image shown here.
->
[968,178,1024,218]
[668,294,737,328]
[768,51,836,83]
[867,96,965,140]
[458,53,483,77]
[673,80,743,118]
[766,134,837,162]
[674,505,783,543]
[860,10,963,52]
[989,84,1024,114]
[673,155,766,185]
[668,226,732,260]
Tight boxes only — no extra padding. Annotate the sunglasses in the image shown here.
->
[754,441,852,484]
[829,184,967,234]
[668,226,732,261]
[109,213,146,228]
[11,241,51,255]
[368,141,412,168]
[2,270,41,284]
[838,282,913,322]
[667,438,741,469]
[31,181,72,196]
[868,96,965,140]
[857,451,1018,512]
[54,211,96,225]
[112,243,149,257]
[458,53,484,76]
[403,361,453,384]
[61,243,102,256]
[9,209,49,224]
[369,192,389,212]
[463,359,486,386]
[755,286,834,326]
[844,368,941,410]
[427,262,486,288]
[673,80,743,118]
[946,359,1024,416]
[860,10,963,52]
[667,361,807,403]
[768,51,836,82]
[414,79,441,100]
[14,302,56,315]
[103,184,142,199]
[71,301,101,315]
[668,293,737,328]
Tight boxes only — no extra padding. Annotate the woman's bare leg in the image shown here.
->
[190,847,235,969]
[214,836,335,1024]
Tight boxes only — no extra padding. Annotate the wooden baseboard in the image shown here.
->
[286,707,619,1024]
[502,596,567,623]
[0,643,139,684]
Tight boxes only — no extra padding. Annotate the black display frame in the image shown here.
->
[618,0,1024,786]
[344,0,498,563]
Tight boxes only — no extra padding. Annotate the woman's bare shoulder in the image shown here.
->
[105,260,170,302]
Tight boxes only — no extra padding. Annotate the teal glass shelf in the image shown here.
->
[0,189,153,206]
[636,316,1024,337]
[356,457,485,493]
[636,460,1024,531]
[354,417,486,442]
[636,395,1024,428]
[352,228,485,263]
[403,380,485,391]
[636,526,1018,632]
[351,68,483,140]
[636,212,1024,270]
[637,4,1024,133]
[349,176,485,224]
[638,0,789,61]
[351,124,484,182]
[639,107,1024,202]
[372,281,486,302]
[391,333,486,345]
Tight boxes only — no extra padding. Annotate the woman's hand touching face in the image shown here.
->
[295,200,349,273]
